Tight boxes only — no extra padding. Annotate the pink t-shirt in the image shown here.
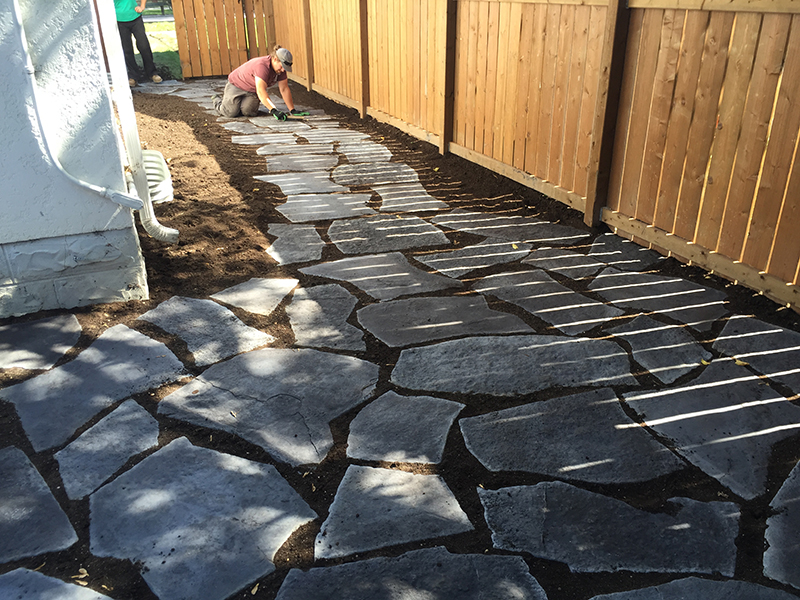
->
[227,56,287,93]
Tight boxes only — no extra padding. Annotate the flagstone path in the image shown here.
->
[1,79,799,600]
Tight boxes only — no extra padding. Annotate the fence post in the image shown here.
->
[243,0,258,59]
[302,0,314,91]
[584,0,629,227]
[359,0,370,118]
[440,0,458,155]
[265,0,276,50]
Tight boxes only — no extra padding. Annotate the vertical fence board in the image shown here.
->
[716,14,789,257]
[768,137,800,284]
[693,12,760,248]
[172,0,194,77]
[482,2,500,156]
[501,2,523,166]
[652,11,709,232]
[513,4,535,171]
[617,8,662,217]
[464,1,479,151]
[203,0,222,74]
[212,0,231,73]
[607,8,644,212]
[574,5,605,197]
[636,9,684,224]
[741,16,800,270]
[523,4,547,177]
[561,5,590,191]
[672,11,732,241]
[548,5,573,183]
[233,0,249,66]
[536,5,560,179]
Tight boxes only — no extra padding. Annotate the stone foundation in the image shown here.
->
[0,228,148,318]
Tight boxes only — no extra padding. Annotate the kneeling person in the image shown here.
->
[214,46,300,120]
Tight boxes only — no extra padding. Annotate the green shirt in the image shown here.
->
[114,0,141,23]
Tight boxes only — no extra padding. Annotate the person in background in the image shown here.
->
[114,0,162,87]
[213,46,304,120]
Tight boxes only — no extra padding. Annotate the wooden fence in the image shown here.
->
[605,4,800,309]
[168,0,800,311]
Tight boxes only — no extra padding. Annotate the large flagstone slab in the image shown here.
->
[210,277,298,316]
[432,208,591,245]
[328,214,451,254]
[0,313,81,370]
[287,284,365,351]
[624,360,800,500]
[55,400,159,500]
[588,232,666,271]
[391,335,637,396]
[0,324,183,451]
[276,547,547,600]
[90,438,316,600]
[416,239,532,278]
[332,162,419,186]
[220,121,263,134]
[474,270,624,335]
[590,577,798,599]
[608,314,712,384]
[461,388,683,483]
[137,296,274,366]
[267,153,339,172]
[347,391,464,463]
[0,447,77,562]
[522,246,606,279]
[300,129,371,144]
[713,315,800,395]
[357,295,533,346]
[257,142,334,156]
[300,252,462,301]
[764,461,800,589]
[338,140,392,162]
[232,133,297,145]
[588,267,728,331]
[267,224,326,264]
[250,116,314,130]
[373,181,449,212]
[315,465,473,559]
[479,482,739,575]
[159,348,379,465]
[255,172,348,195]
[0,569,112,600]
[277,193,375,222]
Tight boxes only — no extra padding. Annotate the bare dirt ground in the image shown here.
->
[1,79,799,599]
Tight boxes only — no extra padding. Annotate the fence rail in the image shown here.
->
[168,0,800,311]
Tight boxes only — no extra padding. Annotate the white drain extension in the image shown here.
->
[94,0,179,243]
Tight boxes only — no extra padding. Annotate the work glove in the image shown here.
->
[290,109,310,116]
[270,108,288,121]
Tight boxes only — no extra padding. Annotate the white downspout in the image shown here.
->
[93,0,179,244]
[10,0,144,212]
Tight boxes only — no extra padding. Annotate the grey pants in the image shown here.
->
[215,82,261,117]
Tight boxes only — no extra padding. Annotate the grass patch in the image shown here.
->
[135,20,182,80]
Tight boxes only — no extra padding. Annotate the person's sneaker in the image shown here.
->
[129,78,137,87]
[151,74,163,84]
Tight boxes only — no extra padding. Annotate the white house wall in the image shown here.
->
[0,0,148,317]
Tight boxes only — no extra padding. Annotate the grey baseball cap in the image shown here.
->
[275,47,293,72]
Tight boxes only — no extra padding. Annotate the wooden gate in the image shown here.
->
[172,0,275,78]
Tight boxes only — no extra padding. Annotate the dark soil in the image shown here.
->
[1,79,799,600]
